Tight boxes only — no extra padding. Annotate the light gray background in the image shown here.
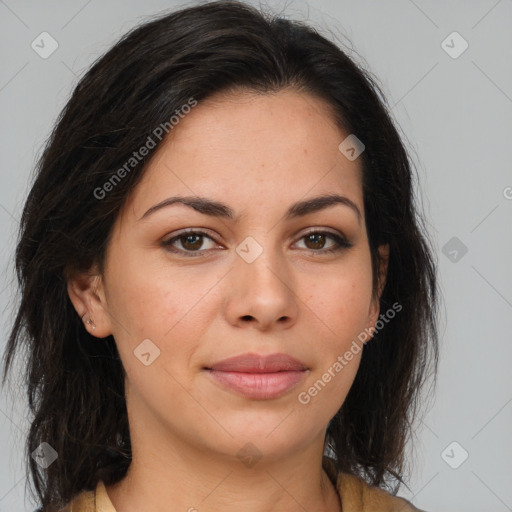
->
[1,1,511,511]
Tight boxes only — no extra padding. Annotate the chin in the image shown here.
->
[197,415,319,462]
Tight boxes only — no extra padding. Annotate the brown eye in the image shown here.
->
[162,229,352,258]
[180,234,204,251]
[296,231,352,254]
[304,233,328,250]
[162,230,218,257]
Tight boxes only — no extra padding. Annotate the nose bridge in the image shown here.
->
[224,234,299,328]
[235,234,289,295]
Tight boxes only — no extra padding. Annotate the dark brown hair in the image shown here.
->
[2,1,439,509]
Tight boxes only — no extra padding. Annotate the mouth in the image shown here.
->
[203,353,309,400]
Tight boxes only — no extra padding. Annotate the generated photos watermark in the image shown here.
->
[297,301,402,405]
[93,97,198,200]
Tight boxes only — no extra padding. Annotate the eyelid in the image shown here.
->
[294,228,352,252]
[162,228,221,250]
[161,227,352,257]
[295,226,345,239]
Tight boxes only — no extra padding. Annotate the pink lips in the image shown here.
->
[205,353,309,400]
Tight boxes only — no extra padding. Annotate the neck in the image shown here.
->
[106,436,341,512]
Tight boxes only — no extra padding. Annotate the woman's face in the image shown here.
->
[72,89,387,464]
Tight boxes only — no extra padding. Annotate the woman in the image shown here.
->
[2,1,439,511]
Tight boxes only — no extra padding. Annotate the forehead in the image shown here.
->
[123,88,364,221]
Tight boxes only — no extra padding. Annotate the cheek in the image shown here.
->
[106,245,220,341]
[296,277,368,421]
[105,251,228,405]
[303,259,374,348]
[295,256,372,413]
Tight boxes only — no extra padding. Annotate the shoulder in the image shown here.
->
[48,488,96,512]
[322,454,424,511]
[55,480,116,512]
[41,472,425,512]
[337,472,425,512]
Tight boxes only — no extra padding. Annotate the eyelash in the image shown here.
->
[161,229,352,258]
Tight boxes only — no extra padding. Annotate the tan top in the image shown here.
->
[60,457,423,512]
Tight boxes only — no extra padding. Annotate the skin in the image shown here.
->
[68,88,388,512]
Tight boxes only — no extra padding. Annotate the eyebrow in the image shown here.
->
[139,193,362,224]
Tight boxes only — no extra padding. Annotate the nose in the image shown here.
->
[222,244,299,332]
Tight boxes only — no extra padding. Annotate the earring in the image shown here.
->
[83,313,96,331]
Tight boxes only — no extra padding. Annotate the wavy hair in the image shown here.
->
[2,1,439,508]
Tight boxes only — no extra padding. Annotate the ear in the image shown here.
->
[366,244,390,333]
[66,264,113,338]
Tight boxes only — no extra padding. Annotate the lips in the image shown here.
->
[207,353,308,372]
[204,353,309,400]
